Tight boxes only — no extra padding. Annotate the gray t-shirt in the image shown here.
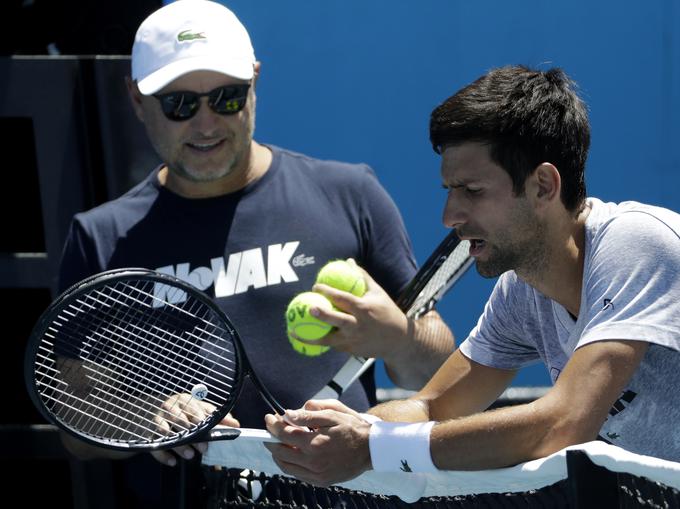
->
[459,197,680,461]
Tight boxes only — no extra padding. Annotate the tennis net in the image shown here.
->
[202,439,680,508]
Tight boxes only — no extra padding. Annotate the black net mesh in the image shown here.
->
[201,466,680,509]
[617,472,680,509]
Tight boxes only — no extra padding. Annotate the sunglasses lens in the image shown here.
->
[209,85,249,115]
[154,84,250,121]
[159,92,200,121]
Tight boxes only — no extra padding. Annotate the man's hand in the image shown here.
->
[292,260,454,388]
[264,399,373,486]
[150,394,240,467]
[300,261,409,361]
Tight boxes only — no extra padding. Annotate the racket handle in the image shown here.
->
[312,356,375,399]
[208,426,280,443]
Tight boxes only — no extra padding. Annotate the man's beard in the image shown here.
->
[171,107,256,183]
[475,208,548,279]
[173,151,241,183]
[476,243,524,278]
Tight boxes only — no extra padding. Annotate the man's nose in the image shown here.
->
[442,192,466,229]
[189,98,222,134]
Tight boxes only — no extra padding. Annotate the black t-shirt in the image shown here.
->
[58,145,417,427]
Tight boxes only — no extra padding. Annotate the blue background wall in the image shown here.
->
[214,0,680,387]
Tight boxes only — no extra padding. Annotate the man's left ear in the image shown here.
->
[531,163,561,206]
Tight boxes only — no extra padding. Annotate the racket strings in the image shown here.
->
[34,348,172,442]
[117,280,241,379]
[33,277,243,445]
[406,240,472,318]
[59,291,219,401]
[33,369,165,441]
[53,313,217,440]
[74,307,235,401]
[39,322,197,440]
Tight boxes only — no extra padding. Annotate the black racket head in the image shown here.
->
[25,269,246,451]
[398,230,473,318]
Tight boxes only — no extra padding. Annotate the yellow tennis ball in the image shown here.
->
[285,292,333,356]
[315,260,367,297]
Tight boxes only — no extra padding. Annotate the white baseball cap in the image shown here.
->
[132,0,256,95]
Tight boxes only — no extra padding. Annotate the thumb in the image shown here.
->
[283,408,341,429]
[304,399,357,415]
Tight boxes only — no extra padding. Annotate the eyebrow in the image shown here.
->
[442,178,483,188]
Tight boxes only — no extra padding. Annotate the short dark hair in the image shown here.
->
[430,65,590,213]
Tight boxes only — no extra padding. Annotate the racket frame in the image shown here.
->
[25,268,284,452]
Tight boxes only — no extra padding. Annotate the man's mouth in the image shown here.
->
[469,239,486,256]
[186,139,224,152]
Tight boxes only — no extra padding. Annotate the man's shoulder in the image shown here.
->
[587,198,680,246]
[73,172,157,228]
[270,145,376,182]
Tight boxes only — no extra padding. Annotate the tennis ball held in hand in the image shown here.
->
[286,292,333,356]
[315,259,367,297]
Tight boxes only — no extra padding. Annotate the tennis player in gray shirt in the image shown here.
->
[263,65,680,484]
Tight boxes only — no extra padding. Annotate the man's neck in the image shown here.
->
[518,205,590,317]
[159,141,273,198]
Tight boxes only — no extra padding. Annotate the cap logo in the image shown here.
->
[177,29,207,42]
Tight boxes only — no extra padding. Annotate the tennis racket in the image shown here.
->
[313,229,473,399]
[25,268,288,451]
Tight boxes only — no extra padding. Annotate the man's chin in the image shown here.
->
[175,166,234,183]
[474,260,507,279]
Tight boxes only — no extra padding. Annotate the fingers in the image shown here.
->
[303,398,358,416]
[158,395,217,431]
[312,283,361,315]
[266,413,312,445]
[151,449,178,467]
[278,406,353,432]
[308,290,359,324]
[264,405,372,486]
[287,305,356,351]
[147,395,224,468]
[219,412,240,428]
[150,441,206,467]
[263,441,335,487]
[347,258,380,292]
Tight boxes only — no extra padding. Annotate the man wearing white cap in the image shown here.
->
[57,0,454,506]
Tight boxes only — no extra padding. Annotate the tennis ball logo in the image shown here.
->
[286,292,333,356]
[191,383,209,401]
[315,259,367,297]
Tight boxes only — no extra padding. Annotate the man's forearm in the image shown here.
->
[61,431,135,460]
[367,396,431,422]
[383,311,455,389]
[370,397,589,472]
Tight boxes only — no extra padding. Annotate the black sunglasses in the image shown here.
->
[152,83,251,121]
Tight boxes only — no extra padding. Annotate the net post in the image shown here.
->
[566,449,620,508]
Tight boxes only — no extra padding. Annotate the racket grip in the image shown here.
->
[312,356,375,399]
[209,426,280,443]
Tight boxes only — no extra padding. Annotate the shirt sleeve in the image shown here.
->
[355,166,417,299]
[459,272,542,370]
[57,216,104,293]
[578,211,680,351]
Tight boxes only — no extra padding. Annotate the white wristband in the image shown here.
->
[359,413,383,424]
[368,421,438,473]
